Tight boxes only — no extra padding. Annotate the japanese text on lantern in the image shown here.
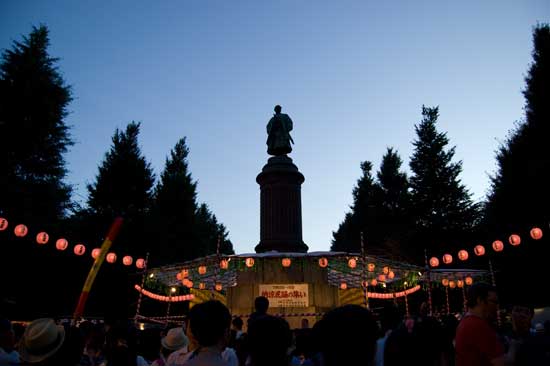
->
[258,284,309,308]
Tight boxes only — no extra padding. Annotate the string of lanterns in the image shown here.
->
[134,284,195,302]
[0,217,146,269]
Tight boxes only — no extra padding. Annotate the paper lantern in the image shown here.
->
[318,257,328,268]
[442,278,449,287]
[378,274,386,282]
[474,245,485,256]
[182,278,190,287]
[180,269,189,278]
[106,252,117,263]
[36,232,49,245]
[14,224,28,237]
[458,250,469,261]
[429,257,440,267]
[347,258,357,269]
[442,254,453,264]
[367,263,375,272]
[383,266,389,275]
[136,258,146,269]
[492,240,504,252]
[530,227,543,240]
[340,283,347,290]
[198,266,207,275]
[388,271,395,279]
[56,238,68,251]
[176,272,182,280]
[457,280,464,288]
[465,276,473,285]
[186,280,194,288]
[199,283,206,290]
[215,283,222,291]
[282,258,291,268]
[74,244,86,255]
[370,279,378,286]
[91,248,101,259]
[123,256,133,266]
[0,218,8,231]
[220,259,229,270]
[508,234,521,246]
[449,280,456,289]
[245,258,255,268]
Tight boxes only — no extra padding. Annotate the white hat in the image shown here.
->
[161,327,188,351]
[19,318,65,363]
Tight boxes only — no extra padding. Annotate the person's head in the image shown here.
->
[232,317,243,331]
[466,283,498,320]
[254,296,269,314]
[314,305,378,366]
[274,105,282,114]
[189,300,231,348]
[18,318,66,364]
[511,305,534,335]
[248,315,292,366]
[161,327,188,353]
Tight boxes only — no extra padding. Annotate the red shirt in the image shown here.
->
[455,314,504,366]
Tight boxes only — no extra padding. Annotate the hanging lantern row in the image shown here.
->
[134,284,195,302]
[442,276,473,287]
[338,284,421,299]
[429,227,545,268]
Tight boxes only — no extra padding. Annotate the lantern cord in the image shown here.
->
[134,252,150,325]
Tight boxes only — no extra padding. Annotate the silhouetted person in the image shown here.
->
[248,296,269,330]
[18,318,67,365]
[248,315,292,366]
[266,105,294,156]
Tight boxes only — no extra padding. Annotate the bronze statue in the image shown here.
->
[266,105,294,155]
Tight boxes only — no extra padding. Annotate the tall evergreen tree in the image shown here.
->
[409,106,478,258]
[0,25,73,224]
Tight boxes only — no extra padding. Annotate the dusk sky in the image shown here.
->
[1,0,548,255]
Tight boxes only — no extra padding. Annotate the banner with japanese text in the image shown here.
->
[259,284,309,307]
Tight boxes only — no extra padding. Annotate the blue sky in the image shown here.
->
[1,0,548,255]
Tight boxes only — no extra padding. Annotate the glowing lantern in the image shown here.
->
[74,244,86,255]
[220,259,229,270]
[458,250,469,261]
[442,278,449,287]
[182,278,190,287]
[245,258,255,267]
[180,269,189,278]
[492,240,504,252]
[56,238,68,251]
[106,252,117,263]
[136,258,146,269]
[215,283,222,291]
[465,276,473,285]
[176,272,182,280]
[383,266,389,275]
[367,263,375,272]
[91,248,101,259]
[199,283,206,290]
[0,218,8,231]
[530,227,543,240]
[449,280,456,289]
[282,258,292,267]
[14,224,28,237]
[509,234,521,246]
[378,274,386,282]
[442,254,453,264]
[123,256,133,266]
[370,279,378,286]
[318,257,328,268]
[474,245,485,256]
[429,257,440,267]
[198,266,207,275]
[340,283,347,290]
[187,281,194,288]
[457,280,464,288]
[348,258,357,269]
[36,232,49,245]
[388,271,395,279]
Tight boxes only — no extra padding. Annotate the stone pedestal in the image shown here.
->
[255,156,308,253]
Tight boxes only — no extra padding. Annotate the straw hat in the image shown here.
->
[19,318,65,363]
[161,327,189,351]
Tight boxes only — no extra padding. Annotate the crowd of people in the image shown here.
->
[1,283,550,365]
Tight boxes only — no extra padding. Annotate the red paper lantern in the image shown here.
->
[378,274,386,282]
[182,278,190,287]
[245,258,255,268]
[215,283,222,291]
[508,234,521,246]
[492,240,504,252]
[530,227,543,240]
[474,245,485,256]
[186,280,194,288]
[429,257,440,267]
[348,258,357,269]
[180,269,189,278]
[367,263,375,272]
[449,280,456,289]
[0,218,8,231]
[457,280,464,288]
[14,224,28,237]
[199,283,206,290]
[106,252,117,263]
[91,248,101,259]
[220,259,229,270]
[370,279,378,286]
[136,258,146,269]
[36,232,49,245]
[198,266,207,275]
[340,282,347,290]
[383,266,390,275]
[388,271,395,279]
[282,258,292,267]
[465,276,473,285]
[458,250,469,261]
[318,257,328,268]
[442,254,453,264]
[74,244,86,255]
[123,256,133,266]
[56,238,68,251]
[442,278,449,287]
[176,272,182,280]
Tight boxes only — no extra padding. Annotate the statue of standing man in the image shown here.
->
[266,105,294,156]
